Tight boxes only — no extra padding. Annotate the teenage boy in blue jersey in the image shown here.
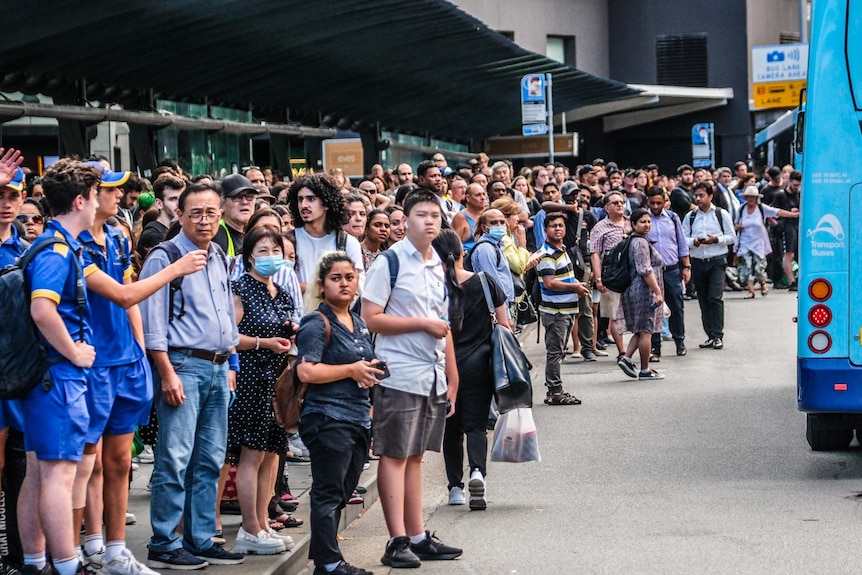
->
[16,159,207,575]
[75,164,207,575]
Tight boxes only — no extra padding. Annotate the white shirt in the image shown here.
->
[294,227,364,285]
[362,237,448,396]
[683,205,736,259]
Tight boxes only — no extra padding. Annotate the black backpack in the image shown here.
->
[144,241,228,322]
[601,235,637,293]
[463,239,502,273]
[0,236,86,399]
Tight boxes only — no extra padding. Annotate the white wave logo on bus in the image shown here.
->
[807,214,845,256]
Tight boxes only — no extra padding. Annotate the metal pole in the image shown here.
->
[546,73,554,163]
[799,0,808,43]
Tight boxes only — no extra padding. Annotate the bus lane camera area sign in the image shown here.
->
[751,43,808,109]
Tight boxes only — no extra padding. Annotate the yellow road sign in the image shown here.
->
[753,81,806,109]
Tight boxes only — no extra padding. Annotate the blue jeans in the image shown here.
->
[651,266,685,354]
[149,351,229,553]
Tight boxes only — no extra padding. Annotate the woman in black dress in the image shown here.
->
[432,228,511,511]
[229,227,295,554]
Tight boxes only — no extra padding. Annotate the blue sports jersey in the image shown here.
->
[79,224,143,367]
[0,225,25,267]
[26,220,93,361]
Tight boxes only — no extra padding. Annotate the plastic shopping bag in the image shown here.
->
[489,407,541,463]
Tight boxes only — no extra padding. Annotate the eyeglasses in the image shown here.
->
[17,214,44,224]
[229,194,256,203]
[607,200,624,206]
[186,211,220,223]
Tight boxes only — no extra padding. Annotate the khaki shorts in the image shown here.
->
[371,386,447,459]
[599,289,621,319]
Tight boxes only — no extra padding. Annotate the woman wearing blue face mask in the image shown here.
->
[228,226,300,554]
[466,208,515,307]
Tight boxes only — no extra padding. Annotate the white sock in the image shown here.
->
[23,552,47,569]
[105,541,126,563]
[54,557,80,575]
[409,533,427,545]
[84,534,104,556]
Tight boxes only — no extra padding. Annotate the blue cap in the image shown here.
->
[3,168,25,192]
[440,166,455,177]
[84,161,132,187]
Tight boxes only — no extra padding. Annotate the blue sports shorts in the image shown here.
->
[23,362,89,461]
[85,356,153,444]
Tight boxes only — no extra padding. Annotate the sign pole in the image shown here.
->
[546,73,554,163]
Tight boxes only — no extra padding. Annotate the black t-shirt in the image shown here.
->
[136,220,168,260]
[626,190,647,211]
[773,191,800,229]
[670,186,693,221]
[760,183,784,206]
[213,222,244,256]
[562,206,596,264]
[454,273,506,365]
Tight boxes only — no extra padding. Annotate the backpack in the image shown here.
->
[272,310,329,433]
[600,235,637,293]
[0,236,86,399]
[463,239,502,273]
[144,240,228,322]
[686,206,727,235]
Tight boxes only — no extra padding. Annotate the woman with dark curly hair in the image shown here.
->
[287,174,364,294]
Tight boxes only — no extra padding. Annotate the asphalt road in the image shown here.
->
[317,290,862,575]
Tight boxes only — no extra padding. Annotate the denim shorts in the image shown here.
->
[371,386,446,459]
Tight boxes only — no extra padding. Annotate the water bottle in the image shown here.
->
[503,435,516,462]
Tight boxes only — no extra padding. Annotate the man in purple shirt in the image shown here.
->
[646,187,690,358]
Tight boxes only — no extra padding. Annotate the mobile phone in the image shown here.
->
[375,361,391,380]
[650,302,660,310]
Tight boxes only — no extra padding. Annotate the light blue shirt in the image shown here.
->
[470,234,515,304]
[140,231,239,353]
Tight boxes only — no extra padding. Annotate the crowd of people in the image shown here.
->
[0,146,802,575]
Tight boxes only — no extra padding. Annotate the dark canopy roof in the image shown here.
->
[1,0,639,141]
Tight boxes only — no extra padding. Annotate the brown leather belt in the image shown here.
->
[168,347,230,364]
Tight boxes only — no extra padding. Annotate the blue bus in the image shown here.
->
[796,0,862,450]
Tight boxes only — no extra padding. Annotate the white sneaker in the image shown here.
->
[138,445,155,464]
[235,527,285,555]
[468,469,487,511]
[125,512,137,525]
[131,462,140,471]
[103,548,160,575]
[83,546,105,569]
[267,528,295,551]
[448,486,466,505]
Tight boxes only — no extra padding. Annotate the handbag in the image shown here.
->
[272,310,329,432]
[515,294,538,325]
[489,407,541,463]
[478,272,533,414]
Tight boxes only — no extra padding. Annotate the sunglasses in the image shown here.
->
[17,214,44,224]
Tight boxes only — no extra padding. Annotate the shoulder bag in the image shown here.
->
[478,273,533,414]
[272,310,330,433]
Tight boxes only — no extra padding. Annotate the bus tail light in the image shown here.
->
[808,330,832,353]
[808,304,832,327]
[809,279,832,301]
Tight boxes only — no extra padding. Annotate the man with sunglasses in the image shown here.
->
[214,174,256,258]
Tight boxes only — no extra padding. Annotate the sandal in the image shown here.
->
[544,392,582,406]
[649,354,661,363]
[269,519,285,530]
[281,514,304,528]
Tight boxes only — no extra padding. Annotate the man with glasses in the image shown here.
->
[214,174,256,258]
[590,191,632,361]
[141,182,244,569]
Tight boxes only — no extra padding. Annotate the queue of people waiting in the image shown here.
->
[0,148,801,575]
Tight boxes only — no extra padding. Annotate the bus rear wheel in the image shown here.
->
[806,414,853,451]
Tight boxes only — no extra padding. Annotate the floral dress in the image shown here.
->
[620,235,664,334]
[226,273,294,461]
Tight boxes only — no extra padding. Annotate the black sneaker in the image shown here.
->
[712,338,724,350]
[313,561,373,575]
[19,565,51,575]
[380,536,421,568]
[147,548,208,570]
[581,349,597,362]
[190,543,244,565]
[675,341,687,356]
[698,338,715,349]
[410,531,463,561]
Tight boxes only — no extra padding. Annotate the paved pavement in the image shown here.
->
[128,289,862,575]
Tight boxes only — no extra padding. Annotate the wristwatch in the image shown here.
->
[683,265,692,269]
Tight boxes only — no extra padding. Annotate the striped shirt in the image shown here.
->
[537,242,579,315]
